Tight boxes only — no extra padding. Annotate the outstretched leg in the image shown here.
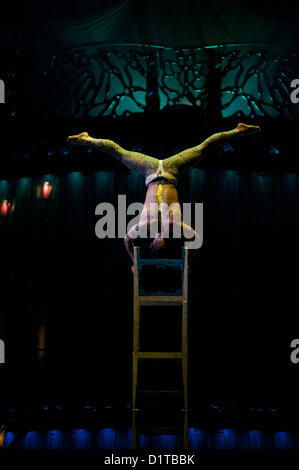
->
[67,132,159,178]
[162,123,260,176]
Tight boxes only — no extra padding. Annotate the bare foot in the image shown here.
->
[67,132,91,146]
[236,123,260,135]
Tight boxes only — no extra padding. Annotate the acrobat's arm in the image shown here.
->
[124,222,144,271]
[124,232,135,264]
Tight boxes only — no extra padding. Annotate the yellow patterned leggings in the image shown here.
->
[95,128,241,181]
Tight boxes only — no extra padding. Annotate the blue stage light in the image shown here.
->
[268,144,279,155]
[222,143,234,152]
[60,146,69,156]
[82,404,94,410]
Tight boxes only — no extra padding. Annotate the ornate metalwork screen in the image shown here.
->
[41,43,299,119]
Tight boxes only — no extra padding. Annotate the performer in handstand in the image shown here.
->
[67,123,260,270]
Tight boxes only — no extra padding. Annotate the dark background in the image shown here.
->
[0,0,299,445]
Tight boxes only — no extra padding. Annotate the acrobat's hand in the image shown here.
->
[236,123,260,135]
[67,132,91,146]
[131,265,135,274]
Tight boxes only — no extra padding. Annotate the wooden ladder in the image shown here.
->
[132,246,189,448]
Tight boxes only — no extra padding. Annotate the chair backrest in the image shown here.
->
[134,246,188,296]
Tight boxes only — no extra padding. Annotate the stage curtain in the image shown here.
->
[31,0,299,59]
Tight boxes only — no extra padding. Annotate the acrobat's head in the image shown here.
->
[149,233,167,259]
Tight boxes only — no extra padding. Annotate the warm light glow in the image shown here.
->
[42,181,52,199]
[0,200,8,216]
[0,428,6,448]
[37,324,46,363]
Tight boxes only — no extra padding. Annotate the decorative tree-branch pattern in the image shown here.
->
[220,45,298,119]
[41,43,299,119]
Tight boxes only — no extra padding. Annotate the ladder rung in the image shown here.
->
[135,352,182,359]
[138,259,183,266]
[137,390,182,394]
[138,296,184,306]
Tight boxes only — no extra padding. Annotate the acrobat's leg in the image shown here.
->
[67,132,159,178]
[162,123,260,176]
